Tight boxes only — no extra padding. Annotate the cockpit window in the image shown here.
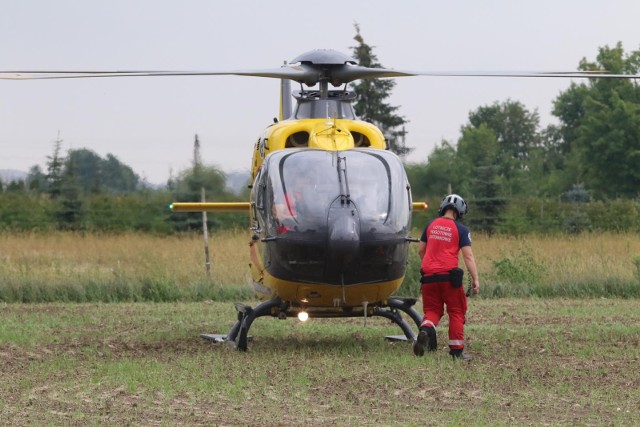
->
[264,149,410,235]
[267,151,335,232]
[295,100,356,120]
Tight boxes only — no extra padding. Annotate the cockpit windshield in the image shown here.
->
[262,149,410,236]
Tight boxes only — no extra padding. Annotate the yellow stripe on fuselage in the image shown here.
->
[254,269,404,308]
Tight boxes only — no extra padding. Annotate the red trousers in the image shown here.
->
[420,281,467,350]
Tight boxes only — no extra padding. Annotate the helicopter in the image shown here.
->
[173,50,433,350]
[3,50,639,351]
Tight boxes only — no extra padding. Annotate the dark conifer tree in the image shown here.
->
[351,24,411,157]
[46,134,65,199]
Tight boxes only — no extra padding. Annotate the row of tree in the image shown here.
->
[407,43,639,199]
[403,43,640,231]
[0,135,247,232]
[1,33,638,234]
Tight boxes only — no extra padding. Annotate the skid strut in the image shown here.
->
[201,296,422,350]
[372,297,422,342]
[201,299,284,351]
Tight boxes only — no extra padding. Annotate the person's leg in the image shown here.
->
[444,285,470,360]
[414,282,445,356]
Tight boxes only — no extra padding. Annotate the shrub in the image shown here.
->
[493,245,547,285]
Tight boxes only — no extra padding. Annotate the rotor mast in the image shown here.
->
[319,80,330,99]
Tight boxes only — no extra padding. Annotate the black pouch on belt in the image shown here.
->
[449,267,464,288]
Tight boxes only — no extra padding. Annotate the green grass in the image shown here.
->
[0,278,255,303]
[2,231,640,302]
[1,299,639,425]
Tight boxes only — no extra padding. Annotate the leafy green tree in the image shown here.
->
[534,124,571,196]
[467,100,540,160]
[102,154,139,193]
[27,165,47,192]
[67,149,139,194]
[579,92,640,197]
[465,100,542,195]
[169,164,240,231]
[67,149,103,193]
[168,136,239,231]
[551,83,590,155]
[406,140,460,198]
[173,166,230,201]
[351,24,410,156]
[457,124,499,169]
[553,42,640,198]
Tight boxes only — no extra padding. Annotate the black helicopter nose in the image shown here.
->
[327,203,360,259]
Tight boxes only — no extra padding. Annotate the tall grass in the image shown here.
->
[1,230,639,302]
[0,230,253,302]
[475,233,640,297]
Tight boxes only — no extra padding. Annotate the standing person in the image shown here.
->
[413,194,480,360]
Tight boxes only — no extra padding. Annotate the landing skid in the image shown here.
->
[199,334,253,343]
[384,335,410,342]
[372,297,423,342]
[200,296,422,351]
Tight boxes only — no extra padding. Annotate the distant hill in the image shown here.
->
[0,169,28,183]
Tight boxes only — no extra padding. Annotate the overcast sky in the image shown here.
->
[2,0,639,184]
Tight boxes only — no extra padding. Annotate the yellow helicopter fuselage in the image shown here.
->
[245,114,415,311]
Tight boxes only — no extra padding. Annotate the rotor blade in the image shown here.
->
[1,65,638,84]
[394,69,640,79]
[0,65,321,84]
[331,65,640,83]
[0,70,179,74]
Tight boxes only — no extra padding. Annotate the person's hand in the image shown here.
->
[472,280,480,294]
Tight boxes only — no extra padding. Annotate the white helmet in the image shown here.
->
[438,194,468,218]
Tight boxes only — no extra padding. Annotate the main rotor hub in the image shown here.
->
[290,49,357,66]
[290,50,360,91]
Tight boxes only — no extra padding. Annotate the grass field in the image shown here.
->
[1,230,639,301]
[1,231,640,424]
[1,299,639,425]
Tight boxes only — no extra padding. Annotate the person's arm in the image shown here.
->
[461,245,479,294]
[418,224,428,261]
[418,241,427,261]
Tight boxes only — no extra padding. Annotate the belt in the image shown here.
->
[420,273,450,284]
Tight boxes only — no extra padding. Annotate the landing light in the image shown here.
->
[298,311,309,322]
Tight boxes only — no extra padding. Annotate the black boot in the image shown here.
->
[449,348,472,361]
[413,326,437,357]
